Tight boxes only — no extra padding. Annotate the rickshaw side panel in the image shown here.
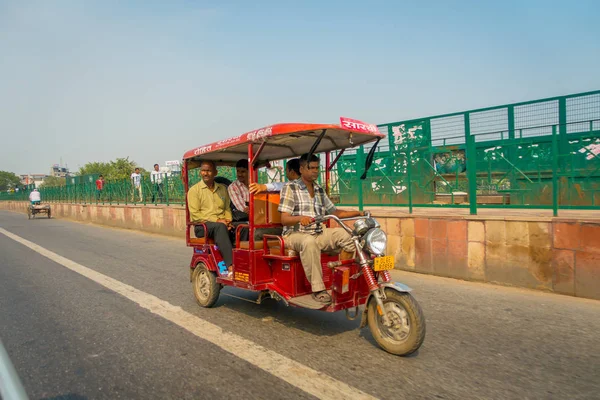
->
[268,253,341,298]
[329,264,371,309]
[269,257,301,296]
[250,250,273,285]
[294,254,338,296]
[233,249,273,285]
[232,249,250,284]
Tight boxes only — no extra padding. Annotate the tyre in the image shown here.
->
[192,262,220,308]
[367,289,426,356]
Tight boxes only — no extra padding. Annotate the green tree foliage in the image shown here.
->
[40,176,66,188]
[0,171,21,191]
[108,158,145,180]
[78,162,111,177]
[78,158,147,181]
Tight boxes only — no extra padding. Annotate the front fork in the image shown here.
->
[354,238,393,326]
[365,269,392,326]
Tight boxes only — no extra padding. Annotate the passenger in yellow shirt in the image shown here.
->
[187,160,238,274]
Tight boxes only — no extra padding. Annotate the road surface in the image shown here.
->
[0,210,598,399]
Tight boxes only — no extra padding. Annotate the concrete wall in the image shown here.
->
[0,201,187,238]
[2,201,599,300]
[381,216,600,300]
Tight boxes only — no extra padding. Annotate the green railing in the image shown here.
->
[331,89,600,215]
[2,90,599,216]
[0,167,236,206]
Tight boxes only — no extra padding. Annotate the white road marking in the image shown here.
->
[0,227,378,400]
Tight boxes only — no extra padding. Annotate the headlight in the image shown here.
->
[364,228,387,255]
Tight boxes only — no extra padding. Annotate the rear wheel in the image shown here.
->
[27,208,31,220]
[47,210,51,219]
[192,262,220,308]
[367,289,426,356]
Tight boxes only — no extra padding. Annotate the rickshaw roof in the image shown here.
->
[182,121,385,165]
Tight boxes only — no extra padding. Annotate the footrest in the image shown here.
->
[288,293,330,310]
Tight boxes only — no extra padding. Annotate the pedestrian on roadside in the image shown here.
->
[130,168,143,202]
[95,175,105,201]
[151,164,165,203]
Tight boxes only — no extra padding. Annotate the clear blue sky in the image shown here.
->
[1,0,599,175]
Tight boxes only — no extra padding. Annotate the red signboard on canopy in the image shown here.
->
[339,117,379,134]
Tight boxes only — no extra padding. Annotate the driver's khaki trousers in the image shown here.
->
[284,228,355,293]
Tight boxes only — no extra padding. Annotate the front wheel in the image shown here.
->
[192,262,220,308]
[367,289,426,356]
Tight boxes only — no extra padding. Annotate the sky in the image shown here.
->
[1,0,599,175]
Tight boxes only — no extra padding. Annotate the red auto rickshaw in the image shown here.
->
[182,118,426,356]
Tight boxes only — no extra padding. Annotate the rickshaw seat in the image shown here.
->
[188,223,215,246]
[267,246,298,257]
[189,237,210,245]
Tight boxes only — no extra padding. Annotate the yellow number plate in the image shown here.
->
[373,255,395,271]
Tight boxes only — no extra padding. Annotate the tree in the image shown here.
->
[78,158,146,181]
[40,176,66,188]
[107,157,145,181]
[78,162,111,177]
[0,171,21,191]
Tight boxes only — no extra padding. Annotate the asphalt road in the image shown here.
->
[0,210,599,400]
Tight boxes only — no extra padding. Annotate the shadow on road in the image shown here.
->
[212,287,363,338]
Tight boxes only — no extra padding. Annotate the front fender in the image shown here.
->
[359,282,412,329]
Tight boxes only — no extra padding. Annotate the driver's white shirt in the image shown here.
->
[29,191,41,201]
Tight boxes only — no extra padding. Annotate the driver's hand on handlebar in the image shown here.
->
[299,216,313,226]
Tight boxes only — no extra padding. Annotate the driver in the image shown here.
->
[278,153,365,304]
[29,188,41,205]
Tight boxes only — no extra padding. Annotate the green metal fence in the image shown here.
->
[0,167,237,206]
[2,90,599,216]
[331,90,600,215]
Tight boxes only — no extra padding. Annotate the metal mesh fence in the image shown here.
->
[346,90,600,213]
[2,90,599,215]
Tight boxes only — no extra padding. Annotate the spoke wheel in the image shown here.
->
[192,262,220,308]
[367,289,426,356]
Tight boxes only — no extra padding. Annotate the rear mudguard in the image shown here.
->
[359,282,412,329]
[189,248,218,281]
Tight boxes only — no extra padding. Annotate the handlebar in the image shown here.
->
[307,211,371,235]
[309,211,370,224]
